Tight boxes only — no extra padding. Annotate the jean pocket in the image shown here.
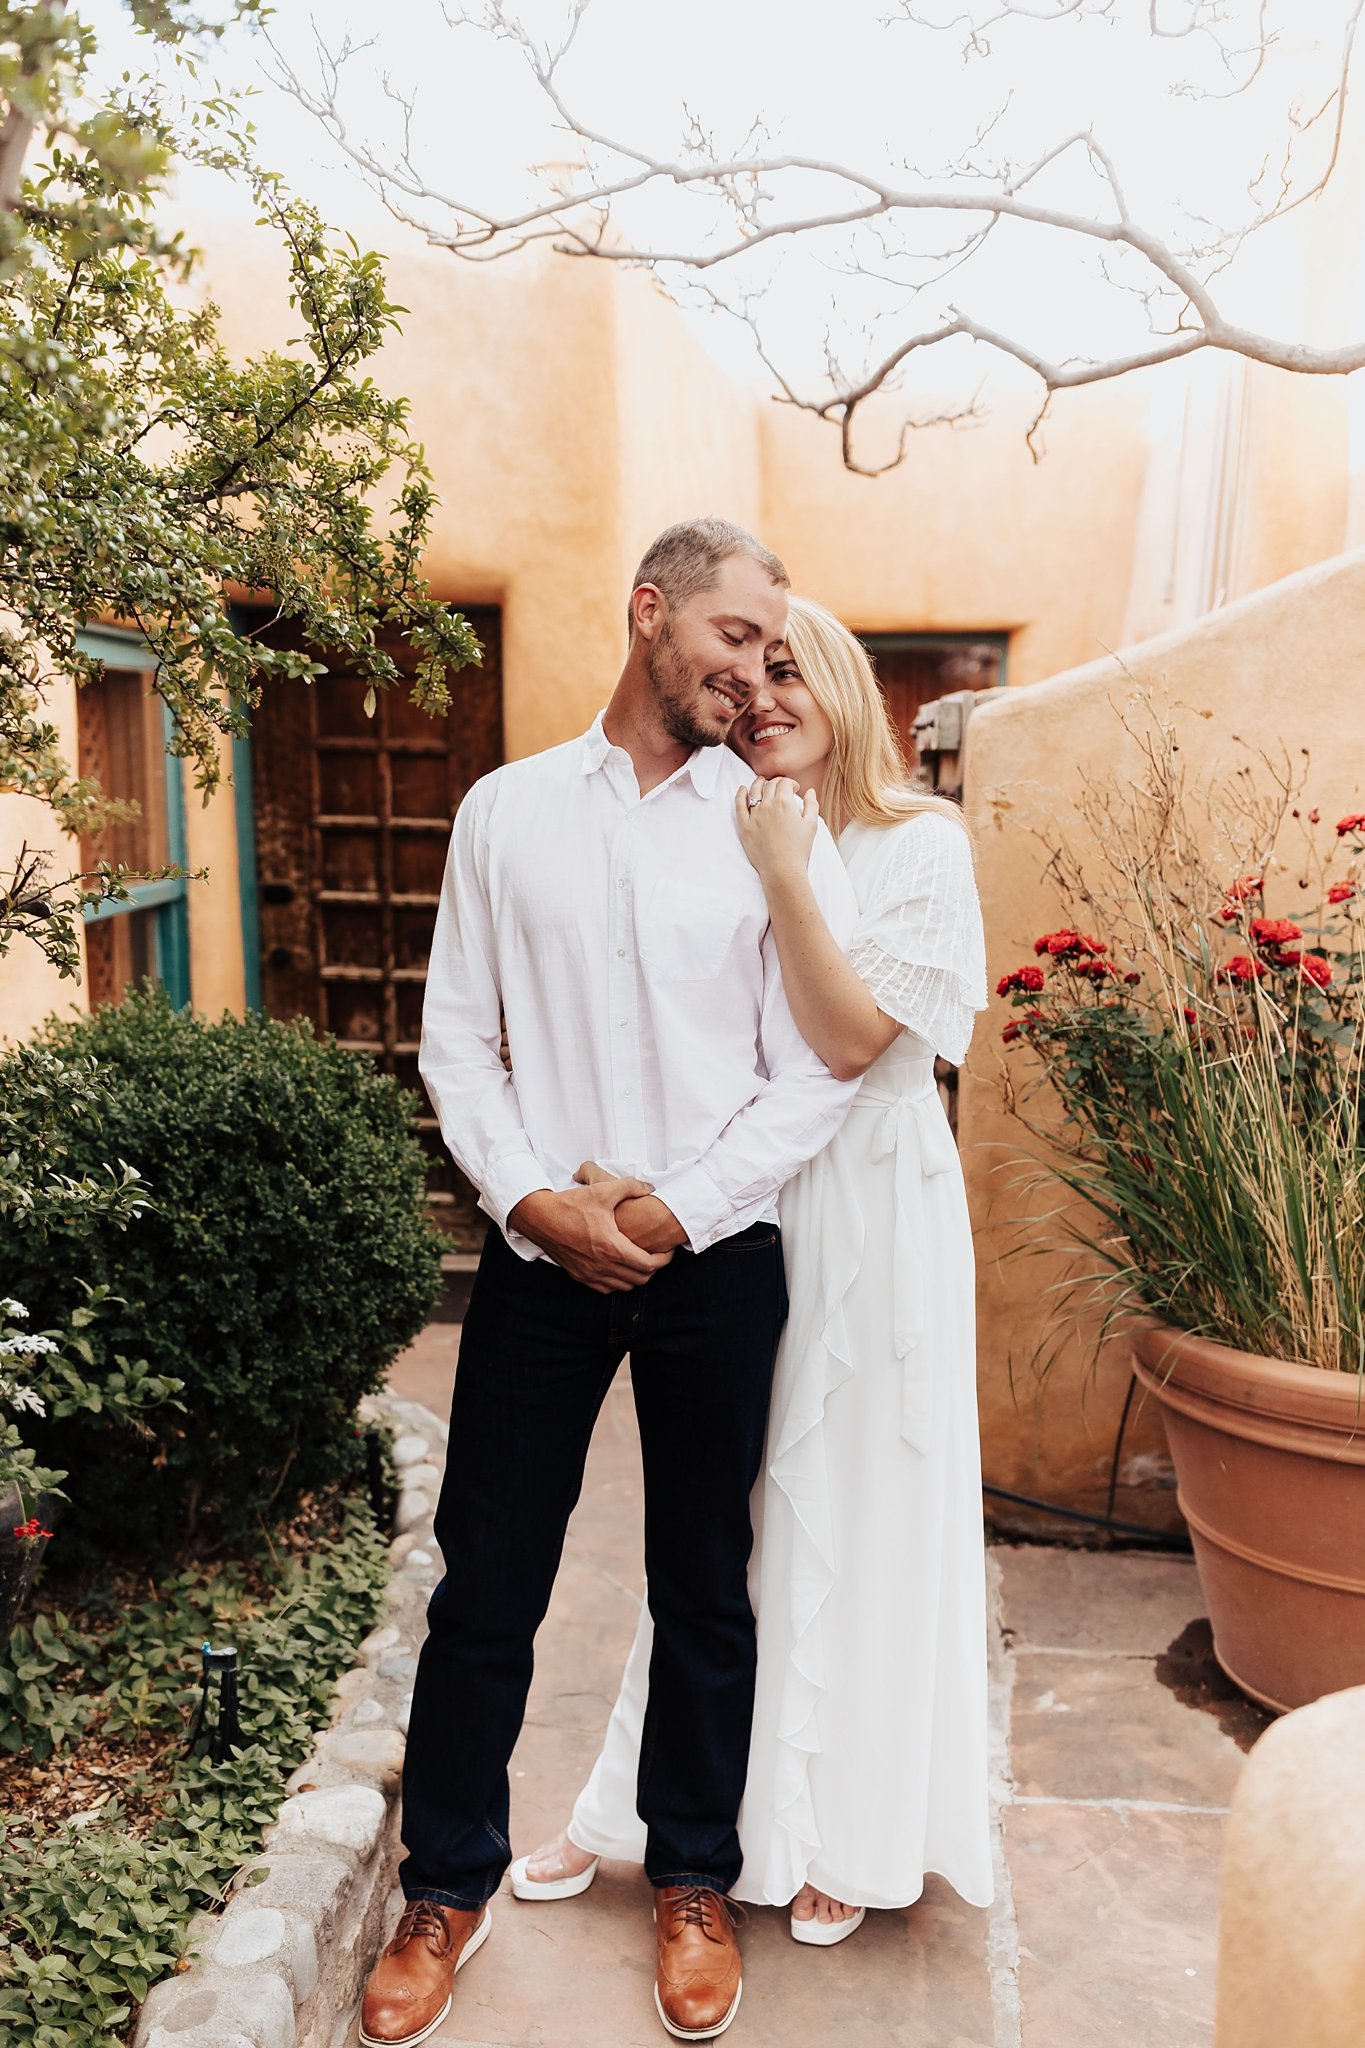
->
[713,1225,779,1252]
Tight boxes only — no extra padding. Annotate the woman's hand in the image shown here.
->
[736,776,819,882]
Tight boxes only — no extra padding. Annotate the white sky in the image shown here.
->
[85,0,1364,401]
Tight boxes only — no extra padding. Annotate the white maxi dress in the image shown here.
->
[569,811,993,1911]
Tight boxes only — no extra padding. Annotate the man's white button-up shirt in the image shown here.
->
[420,713,861,1260]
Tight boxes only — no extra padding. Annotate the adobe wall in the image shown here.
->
[0,677,84,1046]
[960,545,1365,1525]
[760,379,1153,687]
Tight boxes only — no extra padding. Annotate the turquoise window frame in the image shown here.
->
[77,625,191,1008]
[232,726,262,1012]
[225,604,262,1011]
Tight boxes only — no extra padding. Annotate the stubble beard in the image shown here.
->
[648,618,729,750]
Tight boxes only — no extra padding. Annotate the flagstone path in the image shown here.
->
[339,1324,1268,2048]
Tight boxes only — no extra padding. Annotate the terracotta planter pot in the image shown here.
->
[1132,1323,1365,1714]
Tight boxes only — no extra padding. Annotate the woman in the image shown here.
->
[512,597,992,1942]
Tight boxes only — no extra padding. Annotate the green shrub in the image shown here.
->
[1,1047,178,1576]
[4,988,442,1554]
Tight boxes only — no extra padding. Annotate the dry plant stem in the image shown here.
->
[278,0,1365,473]
[1003,700,1365,1375]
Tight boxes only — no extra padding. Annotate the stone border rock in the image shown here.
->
[134,1391,446,2048]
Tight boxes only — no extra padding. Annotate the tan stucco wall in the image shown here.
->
[761,379,1153,685]
[610,273,766,606]
[1232,366,1351,601]
[1211,1687,1365,2039]
[1215,1685,1365,2048]
[960,545,1365,1524]
[182,733,245,1020]
[0,675,85,1047]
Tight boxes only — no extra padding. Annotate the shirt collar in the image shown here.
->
[580,711,728,798]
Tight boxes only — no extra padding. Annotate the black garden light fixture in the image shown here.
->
[185,1640,243,1763]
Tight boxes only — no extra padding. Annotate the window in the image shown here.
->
[859,633,1008,760]
[76,626,190,1008]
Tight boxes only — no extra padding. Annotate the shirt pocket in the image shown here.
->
[637,876,756,984]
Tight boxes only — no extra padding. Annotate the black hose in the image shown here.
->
[983,1482,1193,1552]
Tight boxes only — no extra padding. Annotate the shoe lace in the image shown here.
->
[671,1887,744,1941]
[392,1900,453,1955]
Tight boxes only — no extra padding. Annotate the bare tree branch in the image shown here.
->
[277,0,1365,473]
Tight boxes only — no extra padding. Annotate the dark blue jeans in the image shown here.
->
[399,1220,788,1911]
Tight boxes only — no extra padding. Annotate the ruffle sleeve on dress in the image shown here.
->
[846,812,988,1067]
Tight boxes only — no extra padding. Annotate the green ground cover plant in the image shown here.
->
[4,988,443,1556]
[0,1490,388,2048]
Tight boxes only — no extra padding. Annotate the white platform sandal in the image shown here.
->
[790,1903,867,1947]
[508,1849,600,1902]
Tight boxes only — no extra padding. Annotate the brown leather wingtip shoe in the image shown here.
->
[654,1885,743,2041]
[358,1898,491,2048]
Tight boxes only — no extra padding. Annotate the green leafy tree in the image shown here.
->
[0,0,479,975]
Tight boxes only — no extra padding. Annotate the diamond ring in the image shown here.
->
[747,791,762,809]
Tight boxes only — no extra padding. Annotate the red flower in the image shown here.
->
[1328,882,1356,905]
[11,1518,53,1541]
[1221,875,1262,907]
[1336,813,1365,838]
[1216,956,1267,985]
[1077,958,1121,980]
[1300,954,1333,988]
[1250,917,1302,948]
[1001,1008,1045,1044]
[1181,1006,1199,1026]
[1124,971,1141,985]
[1033,929,1107,959]
[997,965,1046,996]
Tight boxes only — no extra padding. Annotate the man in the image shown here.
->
[360,517,859,2048]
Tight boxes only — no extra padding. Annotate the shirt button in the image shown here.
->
[620,1019,629,1029]
[617,948,625,958]
[623,1087,632,1097]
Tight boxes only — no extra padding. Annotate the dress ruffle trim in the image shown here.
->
[754,1140,865,1906]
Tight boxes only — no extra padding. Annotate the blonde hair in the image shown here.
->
[782,596,970,838]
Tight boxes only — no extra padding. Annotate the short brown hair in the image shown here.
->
[628,516,789,635]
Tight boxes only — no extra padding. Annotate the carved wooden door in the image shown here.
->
[250,611,503,1246]
[861,634,1005,758]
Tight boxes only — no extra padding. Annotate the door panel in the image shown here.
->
[860,635,1005,762]
[250,610,503,1248]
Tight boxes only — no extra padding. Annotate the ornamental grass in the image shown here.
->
[998,715,1365,1375]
